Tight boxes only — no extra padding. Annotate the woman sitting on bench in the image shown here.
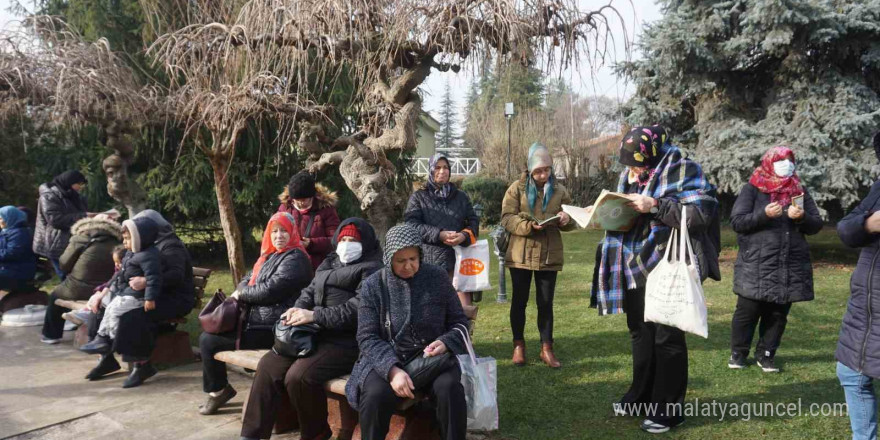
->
[0,206,36,292]
[345,224,470,440]
[240,218,383,440]
[198,212,312,415]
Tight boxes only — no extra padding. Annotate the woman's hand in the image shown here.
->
[284,308,315,326]
[423,340,448,357]
[389,366,415,399]
[444,232,466,246]
[531,222,544,231]
[280,307,296,322]
[301,237,311,248]
[765,202,784,218]
[128,276,147,291]
[87,291,106,313]
[626,194,657,214]
[144,300,156,311]
[788,205,805,220]
[557,212,571,227]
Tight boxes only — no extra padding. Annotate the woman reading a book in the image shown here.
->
[590,126,720,434]
[500,143,576,368]
[728,146,822,373]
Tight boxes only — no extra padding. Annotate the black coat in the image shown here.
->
[112,218,163,301]
[33,184,88,259]
[154,232,196,313]
[730,183,822,304]
[238,249,312,331]
[837,180,880,378]
[404,184,479,272]
[294,218,383,348]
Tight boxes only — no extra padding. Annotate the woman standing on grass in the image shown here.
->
[500,143,575,369]
[836,131,880,440]
[728,146,822,372]
[591,126,719,434]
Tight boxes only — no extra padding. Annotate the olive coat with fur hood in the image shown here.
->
[52,217,123,300]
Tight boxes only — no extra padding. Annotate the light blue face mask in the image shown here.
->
[773,159,795,178]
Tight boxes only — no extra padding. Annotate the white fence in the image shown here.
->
[411,157,481,176]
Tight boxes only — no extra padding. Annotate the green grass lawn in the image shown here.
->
[181,227,857,439]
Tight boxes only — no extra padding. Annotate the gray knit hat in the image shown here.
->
[383,224,422,265]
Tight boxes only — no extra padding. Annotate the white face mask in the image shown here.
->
[337,241,363,264]
[773,159,795,178]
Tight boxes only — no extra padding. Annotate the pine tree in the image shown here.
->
[437,78,459,155]
[621,0,880,214]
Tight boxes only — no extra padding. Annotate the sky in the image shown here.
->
[0,0,663,125]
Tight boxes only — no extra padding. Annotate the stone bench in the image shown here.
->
[215,349,441,440]
[56,266,212,365]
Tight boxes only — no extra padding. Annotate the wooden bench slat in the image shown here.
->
[215,350,421,411]
[192,267,212,277]
[54,299,88,310]
[193,278,208,289]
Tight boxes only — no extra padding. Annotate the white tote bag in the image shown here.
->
[453,239,492,292]
[454,326,498,431]
[644,206,709,338]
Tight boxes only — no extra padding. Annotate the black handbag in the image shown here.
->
[272,321,321,358]
[379,270,458,390]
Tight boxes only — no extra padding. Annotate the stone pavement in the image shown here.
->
[0,326,299,440]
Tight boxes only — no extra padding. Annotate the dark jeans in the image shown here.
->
[509,268,558,342]
[621,287,688,426]
[241,344,359,440]
[200,329,274,393]
[115,295,194,361]
[41,293,69,340]
[730,295,793,358]
[359,366,467,440]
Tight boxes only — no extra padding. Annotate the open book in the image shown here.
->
[562,190,642,232]
[530,214,562,226]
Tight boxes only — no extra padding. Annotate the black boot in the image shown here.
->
[122,362,158,388]
[80,335,112,355]
[85,353,121,380]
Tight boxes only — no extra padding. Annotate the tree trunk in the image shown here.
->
[210,152,247,284]
[102,126,146,217]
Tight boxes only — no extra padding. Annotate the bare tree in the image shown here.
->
[0,16,162,217]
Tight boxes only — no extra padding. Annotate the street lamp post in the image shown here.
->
[505,102,515,182]
[490,225,508,303]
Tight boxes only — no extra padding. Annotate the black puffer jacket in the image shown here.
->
[404,184,479,272]
[134,210,196,313]
[238,249,312,331]
[837,180,880,378]
[730,183,823,304]
[294,218,383,348]
[112,217,163,301]
[33,184,88,259]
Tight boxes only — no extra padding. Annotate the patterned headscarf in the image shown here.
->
[526,142,555,213]
[427,153,452,199]
[618,126,670,168]
[249,212,307,286]
[748,146,803,206]
[383,223,422,266]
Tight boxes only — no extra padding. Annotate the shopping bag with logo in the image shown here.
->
[453,239,492,292]
[644,205,709,338]
[454,325,498,431]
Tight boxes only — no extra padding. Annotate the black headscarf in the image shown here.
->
[50,170,87,191]
[617,125,671,169]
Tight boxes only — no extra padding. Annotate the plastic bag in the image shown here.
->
[453,240,492,292]
[454,326,498,431]
[644,206,709,338]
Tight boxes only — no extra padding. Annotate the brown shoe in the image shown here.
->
[512,340,527,366]
[540,342,562,368]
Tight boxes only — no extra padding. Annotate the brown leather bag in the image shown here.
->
[198,290,240,334]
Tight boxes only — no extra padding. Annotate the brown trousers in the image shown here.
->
[241,343,359,440]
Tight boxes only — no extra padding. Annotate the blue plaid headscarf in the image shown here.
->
[596,144,718,315]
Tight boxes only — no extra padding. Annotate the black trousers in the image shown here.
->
[730,295,793,358]
[41,293,69,340]
[200,329,274,393]
[359,366,467,440]
[509,267,558,342]
[241,344,359,440]
[621,287,688,426]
